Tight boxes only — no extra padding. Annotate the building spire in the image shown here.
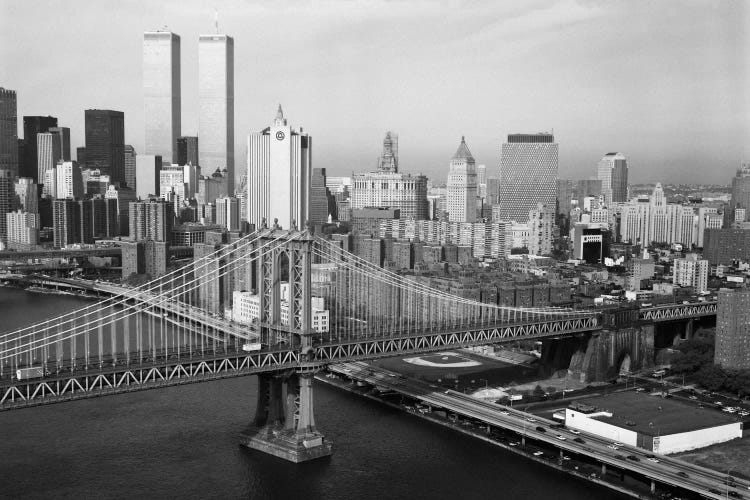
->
[276,104,284,121]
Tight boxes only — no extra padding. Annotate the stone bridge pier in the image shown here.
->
[563,324,655,383]
[240,369,333,463]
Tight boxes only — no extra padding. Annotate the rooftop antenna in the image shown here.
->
[214,9,219,33]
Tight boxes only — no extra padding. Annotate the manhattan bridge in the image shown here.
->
[0,228,600,461]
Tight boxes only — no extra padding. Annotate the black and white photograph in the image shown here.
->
[0,1,748,498]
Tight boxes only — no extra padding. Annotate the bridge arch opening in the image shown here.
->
[617,352,632,376]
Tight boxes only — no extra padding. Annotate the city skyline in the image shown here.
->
[1,0,747,186]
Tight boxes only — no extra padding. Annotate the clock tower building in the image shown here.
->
[247,105,311,230]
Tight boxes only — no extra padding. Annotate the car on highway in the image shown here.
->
[607,445,619,450]
[555,434,566,441]
[626,455,639,462]
[533,451,544,456]
[526,417,537,422]
[536,426,546,433]
[499,410,510,416]
[573,437,585,444]
[569,429,581,434]
[646,457,660,463]
[677,471,688,478]
[612,442,624,447]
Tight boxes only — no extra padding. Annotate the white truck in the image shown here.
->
[16,367,44,380]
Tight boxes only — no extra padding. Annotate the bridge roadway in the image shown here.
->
[331,361,746,500]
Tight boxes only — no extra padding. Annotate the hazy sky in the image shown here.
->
[1,0,748,184]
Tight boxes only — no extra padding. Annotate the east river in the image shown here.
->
[0,287,626,499]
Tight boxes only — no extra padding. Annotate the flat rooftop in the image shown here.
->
[574,391,740,437]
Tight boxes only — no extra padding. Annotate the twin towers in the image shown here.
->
[143,31,235,194]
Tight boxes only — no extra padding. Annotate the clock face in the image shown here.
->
[276,131,285,141]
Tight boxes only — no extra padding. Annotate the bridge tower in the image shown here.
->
[239,230,333,462]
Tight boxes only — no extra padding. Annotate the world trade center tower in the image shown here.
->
[143,31,181,164]
[198,34,234,195]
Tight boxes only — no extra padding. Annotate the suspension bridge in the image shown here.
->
[0,228,600,461]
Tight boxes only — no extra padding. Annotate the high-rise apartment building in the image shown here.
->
[672,254,708,292]
[199,34,234,194]
[52,199,77,248]
[124,145,136,189]
[215,196,239,231]
[527,203,555,256]
[159,164,185,214]
[351,132,428,221]
[446,137,478,223]
[144,31,181,163]
[597,152,628,204]
[22,116,57,181]
[557,179,574,215]
[715,288,750,369]
[0,168,15,244]
[247,106,311,229]
[129,198,173,242]
[36,132,62,182]
[0,88,18,177]
[496,133,558,223]
[135,154,162,199]
[5,210,39,249]
[48,127,71,162]
[176,136,199,166]
[85,109,124,185]
[105,184,137,236]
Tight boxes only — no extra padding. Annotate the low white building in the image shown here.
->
[565,394,742,454]
[232,287,329,333]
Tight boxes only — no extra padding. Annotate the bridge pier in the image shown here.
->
[240,370,332,463]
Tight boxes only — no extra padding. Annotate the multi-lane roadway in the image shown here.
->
[330,361,748,500]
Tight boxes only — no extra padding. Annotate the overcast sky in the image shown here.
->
[1,0,748,184]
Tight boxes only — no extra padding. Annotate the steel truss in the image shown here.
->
[640,301,717,322]
[0,348,310,411]
[315,316,601,362]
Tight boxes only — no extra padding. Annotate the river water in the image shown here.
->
[0,287,625,499]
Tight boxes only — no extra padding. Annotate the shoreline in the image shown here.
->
[316,372,654,500]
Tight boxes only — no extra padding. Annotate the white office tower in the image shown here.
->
[6,210,39,249]
[15,178,38,213]
[496,133,558,223]
[247,106,311,230]
[37,132,62,184]
[597,152,628,204]
[143,31,181,163]
[447,137,478,223]
[216,196,239,231]
[199,34,234,195]
[55,161,83,200]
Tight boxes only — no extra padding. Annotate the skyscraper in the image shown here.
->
[199,34,234,194]
[22,116,57,181]
[446,137,478,223]
[215,196,239,231]
[36,132,62,183]
[597,152,628,204]
[0,88,18,177]
[309,168,332,225]
[729,164,750,224]
[124,145,136,189]
[85,109,125,185]
[48,127,71,161]
[176,136,198,166]
[135,155,162,199]
[496,133,558,223]
[55,161,84,200]
[144,31,181,163]
[0,168,15,245]
[247,106,311,229]
[351,131,428,221]
[15,178,37,214]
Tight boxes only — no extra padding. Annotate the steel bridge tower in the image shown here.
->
[239,230,333,462]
